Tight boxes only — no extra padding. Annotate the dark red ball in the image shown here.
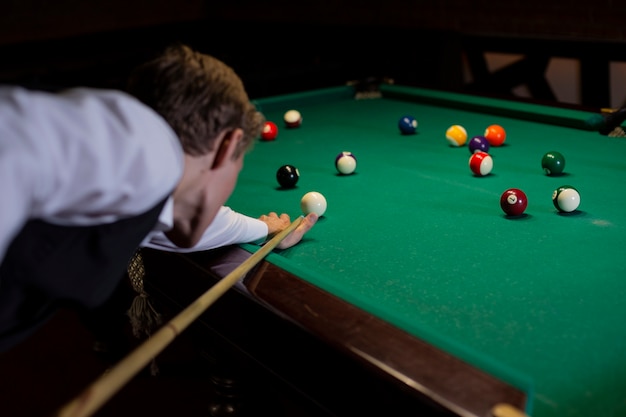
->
[500,188,528,216]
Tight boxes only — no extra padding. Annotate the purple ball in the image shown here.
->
[335,151,357,174]
[468,135,490,154]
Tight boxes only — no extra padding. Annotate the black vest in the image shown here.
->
[0,198,168,352]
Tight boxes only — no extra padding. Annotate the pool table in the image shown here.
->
[142,83,626,417]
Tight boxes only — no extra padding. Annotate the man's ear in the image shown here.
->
[212,128,243,170]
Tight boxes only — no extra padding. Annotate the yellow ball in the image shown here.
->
[446,125,468,147]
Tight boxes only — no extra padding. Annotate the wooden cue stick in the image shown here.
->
[54,216,304,417]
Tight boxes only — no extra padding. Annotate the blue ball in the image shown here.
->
[398,115,418,134]
[468,135,490,154]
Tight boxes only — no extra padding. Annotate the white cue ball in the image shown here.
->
[300,191,327,217]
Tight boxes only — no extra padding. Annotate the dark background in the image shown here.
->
[1,0,625,106]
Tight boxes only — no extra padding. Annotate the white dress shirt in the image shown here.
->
[0,86,268,264]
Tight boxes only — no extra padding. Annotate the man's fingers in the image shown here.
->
[276,212,318,249]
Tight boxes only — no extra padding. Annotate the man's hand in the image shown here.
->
[258,212,318,249]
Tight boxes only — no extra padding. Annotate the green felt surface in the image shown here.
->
[226,85,626,417]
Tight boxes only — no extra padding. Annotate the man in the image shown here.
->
[0,43,317,351]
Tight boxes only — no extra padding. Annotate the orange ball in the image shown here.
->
[484,124,506,146]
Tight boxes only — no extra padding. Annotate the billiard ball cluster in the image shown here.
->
[498,184,580,218]
[493,150,579,216]
[440,122,579,216]
[499,184,580,217]
[446,124,505,150]
[267,109,347,217]
[505,152,579,215]
[263,107,581,220]
[275,150,357,215]
[448,125,503,176]
[500,185,580,216]
[494,149,578,216]
[268,109,363,216]
[261,111,303,142]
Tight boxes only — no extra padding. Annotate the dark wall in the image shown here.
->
[3,0,625,45]
[0,17,465,99]
[1,1,625,102]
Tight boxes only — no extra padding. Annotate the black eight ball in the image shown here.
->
[276,164,300,188]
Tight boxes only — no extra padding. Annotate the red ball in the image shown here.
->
[500,188,528,216]
[484,124,506,146]
[261,121,278,141]
[469,151,493,176]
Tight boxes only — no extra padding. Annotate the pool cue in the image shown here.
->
[54,216,304,417]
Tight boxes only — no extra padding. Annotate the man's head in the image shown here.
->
[126,44,265,248]
[126,43,264,159]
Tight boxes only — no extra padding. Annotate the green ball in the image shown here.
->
[541,151,565,176]
[552,185,580,212]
